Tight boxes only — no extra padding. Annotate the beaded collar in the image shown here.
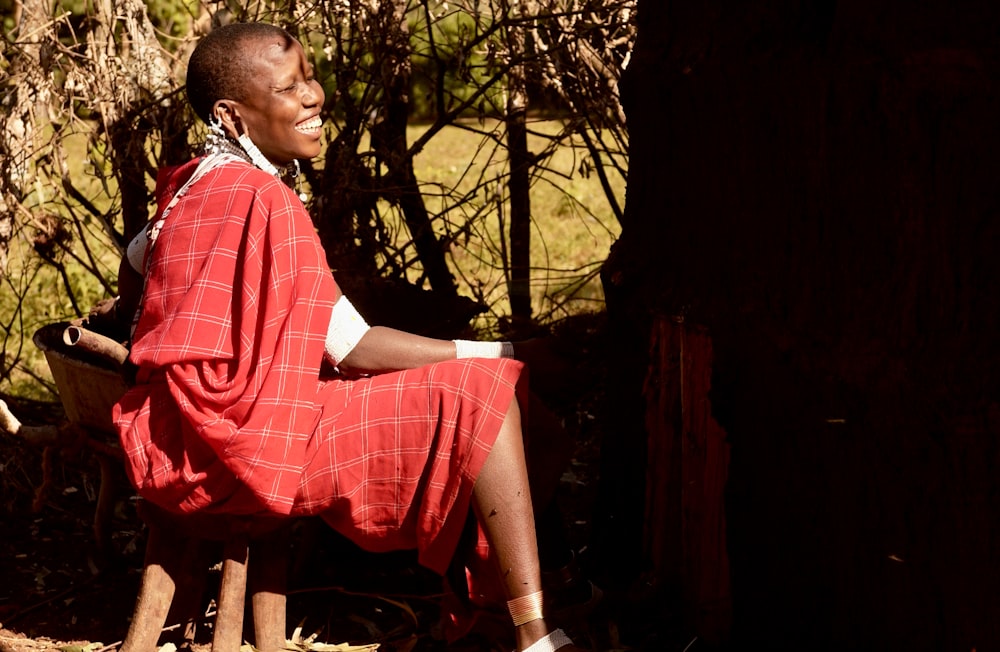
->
[203,134,300,181]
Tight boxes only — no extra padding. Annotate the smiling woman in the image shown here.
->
[214,37,324,164]
[183,23,324,171]
[106,21,587,652]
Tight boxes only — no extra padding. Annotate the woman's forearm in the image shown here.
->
[335,325,457,375]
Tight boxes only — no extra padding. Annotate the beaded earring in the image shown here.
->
[289,159,308,202]
[204,115,232,155]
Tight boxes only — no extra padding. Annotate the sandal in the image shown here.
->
[521,628,575,652]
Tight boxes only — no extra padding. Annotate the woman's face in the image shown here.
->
[225,37,325,165]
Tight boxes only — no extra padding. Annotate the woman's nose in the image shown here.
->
[302,81,323,106]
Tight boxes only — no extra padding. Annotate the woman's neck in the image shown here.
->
[205,134,298,181]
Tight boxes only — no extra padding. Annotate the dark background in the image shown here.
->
[597,1,1000,650]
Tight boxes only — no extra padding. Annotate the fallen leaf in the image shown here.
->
[304,643,379,652]
[58,644,102,652]
[282,639,379,652]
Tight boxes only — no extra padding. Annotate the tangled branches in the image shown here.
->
[0,0,635,392]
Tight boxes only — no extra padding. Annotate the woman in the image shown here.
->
[113,21,585,652]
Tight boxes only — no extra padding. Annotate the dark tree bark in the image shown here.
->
[372,0,457,299]
[502,0,534,330]
[605,1,1000,648]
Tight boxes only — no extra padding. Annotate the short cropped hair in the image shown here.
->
[186,22,295,123]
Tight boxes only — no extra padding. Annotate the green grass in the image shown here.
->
[406,118,623,326]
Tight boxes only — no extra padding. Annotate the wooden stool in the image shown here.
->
[119,501,291,652]
[21,321,291,650]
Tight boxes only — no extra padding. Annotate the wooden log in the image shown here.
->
[62,324,129,368]
[0,399,60,445]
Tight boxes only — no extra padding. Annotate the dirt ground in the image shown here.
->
[0,316,674,652]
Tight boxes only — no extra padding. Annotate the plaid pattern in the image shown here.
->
[302,357,521,573]
[114,159,521,573]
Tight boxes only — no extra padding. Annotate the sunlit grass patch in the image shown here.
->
[409,118,623,327]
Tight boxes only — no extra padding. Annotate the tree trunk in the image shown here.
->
[502,0,533,329]
[89,0,175,239]
[606,1,1000,648]
[0,0,50,270]
[374,0,457,298]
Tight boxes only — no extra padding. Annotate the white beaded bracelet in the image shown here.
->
[324,296,371,365]
[453,339,515,359]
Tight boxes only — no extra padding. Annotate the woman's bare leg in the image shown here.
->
[472,398,582,651]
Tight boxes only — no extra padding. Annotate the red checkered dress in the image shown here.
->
[114,158,522,573]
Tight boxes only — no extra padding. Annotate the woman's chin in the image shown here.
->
[309,139,324,156]
[296,143,323,161]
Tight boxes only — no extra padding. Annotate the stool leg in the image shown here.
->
[213,535,249,652]
[250,527,289,652]
[164,537,215,647]
[119,525,180,652]
[92,454,118,558]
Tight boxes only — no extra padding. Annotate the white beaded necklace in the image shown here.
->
[205,118,307,201]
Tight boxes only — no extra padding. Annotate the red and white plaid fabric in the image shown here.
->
[304,357,521,573]
[114,158,522,573]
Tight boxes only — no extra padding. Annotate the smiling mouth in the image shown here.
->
[295,116,322,133]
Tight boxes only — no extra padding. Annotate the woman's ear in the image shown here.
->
[213,100,242,139]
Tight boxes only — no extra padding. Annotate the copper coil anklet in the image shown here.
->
[507,590,545,626]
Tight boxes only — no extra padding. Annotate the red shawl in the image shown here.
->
[114,158,337,515]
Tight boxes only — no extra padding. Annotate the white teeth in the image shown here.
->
[296,117,322,132]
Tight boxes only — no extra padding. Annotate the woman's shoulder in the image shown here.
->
[193,156,299,204]
[210,156,281,186]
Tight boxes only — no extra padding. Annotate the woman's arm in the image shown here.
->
[117,255,144,329]
[335,325,460,375]
[335,325,567,383]
[325,295,516,375]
